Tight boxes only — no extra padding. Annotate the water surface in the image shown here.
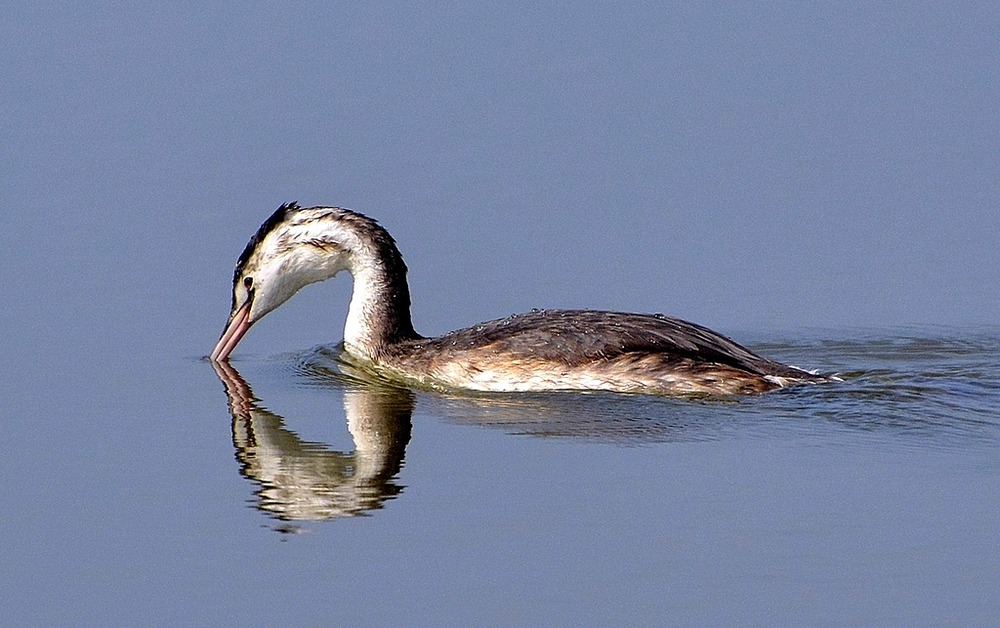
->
[5,321,1000,624]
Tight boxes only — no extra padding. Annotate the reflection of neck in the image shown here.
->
[345,386,413,480]
[214,361,413,522]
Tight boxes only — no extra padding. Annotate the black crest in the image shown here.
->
[232,201,300,289]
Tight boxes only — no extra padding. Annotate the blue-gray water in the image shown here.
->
[5,4,1000,625]
[7,326,1000,624]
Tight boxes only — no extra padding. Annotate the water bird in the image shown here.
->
[211,203,831,396]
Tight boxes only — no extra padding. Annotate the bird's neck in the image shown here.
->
[343,248,420,360]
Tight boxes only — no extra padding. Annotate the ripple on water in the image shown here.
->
[284,328,1000,451]
[749,327,1000,452]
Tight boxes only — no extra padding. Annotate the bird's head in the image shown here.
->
[210,202,355,361]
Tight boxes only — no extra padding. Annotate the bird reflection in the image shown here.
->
[212,360,413,526]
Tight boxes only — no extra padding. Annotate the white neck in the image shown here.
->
[321,214,418,360]
[249,207,420,360]
[343,263,394,358]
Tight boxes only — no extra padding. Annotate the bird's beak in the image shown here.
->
[211,300,253,361]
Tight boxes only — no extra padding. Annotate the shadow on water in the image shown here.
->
[212,361,414,533]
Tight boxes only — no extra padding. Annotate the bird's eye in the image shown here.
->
[244,277,254,289]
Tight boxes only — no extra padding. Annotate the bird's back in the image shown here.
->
[377,309,825,396]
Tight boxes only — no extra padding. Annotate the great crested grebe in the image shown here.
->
[210,203,831,396]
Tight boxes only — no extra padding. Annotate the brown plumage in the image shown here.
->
[212,203,834,396]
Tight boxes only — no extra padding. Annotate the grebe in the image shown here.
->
[210,203,831,396]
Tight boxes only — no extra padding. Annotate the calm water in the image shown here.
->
[5,6,1000,623]
[7,324,998,625]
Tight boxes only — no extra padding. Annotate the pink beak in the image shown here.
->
[210,301,253,361]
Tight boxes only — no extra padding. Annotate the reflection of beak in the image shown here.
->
[211,300,253,361]
[210,358,255,415]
